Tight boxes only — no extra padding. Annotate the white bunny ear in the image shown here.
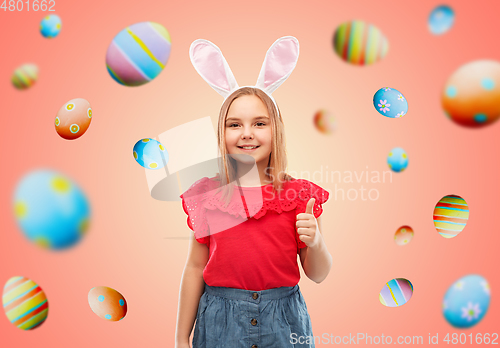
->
[255,36,299,95]
[189,39,239,99]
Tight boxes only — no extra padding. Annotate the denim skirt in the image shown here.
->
[192,283,315,348]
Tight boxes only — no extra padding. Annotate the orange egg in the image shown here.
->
[88,286,127,321]
[55,98,92,140]
[313,109,336,134]
[442,60,500,127]
[394,225,414,246]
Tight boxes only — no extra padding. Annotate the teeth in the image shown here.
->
[241,146,258,149]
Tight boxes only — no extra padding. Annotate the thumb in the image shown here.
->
[305,198,315,215]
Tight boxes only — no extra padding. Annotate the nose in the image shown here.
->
[241,126,254,139]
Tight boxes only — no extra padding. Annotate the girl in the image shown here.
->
[175,37,332,348]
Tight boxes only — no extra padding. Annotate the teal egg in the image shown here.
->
[40,15,62,38]
[133,138,168,170]
[387,147,408,173]
[443,275,490,328]
[13,169,90,250]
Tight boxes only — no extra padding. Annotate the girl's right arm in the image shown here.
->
[175,232,209,348]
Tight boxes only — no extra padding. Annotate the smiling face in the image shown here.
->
[225,94,272,169]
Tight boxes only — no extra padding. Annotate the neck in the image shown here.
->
[235,160,271,187]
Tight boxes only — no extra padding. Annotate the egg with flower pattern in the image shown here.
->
[373,87,408,118]
[88,286,127,321]
[55,98,92,140]
[443,274,490,328]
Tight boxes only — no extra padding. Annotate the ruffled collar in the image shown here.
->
[203,177,327,219]
[181,177,329,237]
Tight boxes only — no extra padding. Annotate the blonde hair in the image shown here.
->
[213,87,292,206]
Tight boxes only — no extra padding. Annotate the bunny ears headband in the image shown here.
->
[189,36,300,116]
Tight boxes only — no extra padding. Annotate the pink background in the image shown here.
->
[1,0,499,346]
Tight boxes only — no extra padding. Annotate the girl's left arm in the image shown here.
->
[297,202,333,283]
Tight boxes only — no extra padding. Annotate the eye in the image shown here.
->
[256,122,266,126]
[227,123,239,127]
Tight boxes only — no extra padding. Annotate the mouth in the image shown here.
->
[237,146,260,151]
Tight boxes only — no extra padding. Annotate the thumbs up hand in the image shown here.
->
[296,198,321,249]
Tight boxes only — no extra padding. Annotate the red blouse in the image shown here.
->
[180,177,329,290]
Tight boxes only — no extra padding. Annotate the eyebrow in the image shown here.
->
[226,116,269,122]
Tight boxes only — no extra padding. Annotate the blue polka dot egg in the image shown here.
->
[88,286,127,321]
[443,275,490,328]
[373,87,408,118]
[133,138,168,170]
[13,169,90,250]
[40,15,62,38]
[387,147,408,172]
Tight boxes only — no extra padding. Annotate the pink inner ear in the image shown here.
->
[263,39,298,89]
[192,43,230,91]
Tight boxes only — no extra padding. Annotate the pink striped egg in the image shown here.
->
[106,22,171,86]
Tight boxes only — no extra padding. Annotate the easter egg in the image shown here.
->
[333,20,389,65]
[106,21,171,86]
[13,169,91,250]
[442,60,500,127]
[379,278,413,307]
[133,138,168,170]
[11,63,38,90]
[40,14,62,38]
[313,109,336,134]
[55,98,92,140]
[443,275,490,328]
[387,147,408,172]
[394,225,414,246]
[428,5,455,35]
[88,286,127,321]
[433,194,469,238]
[3,276,48,330]
[373,87,408,118]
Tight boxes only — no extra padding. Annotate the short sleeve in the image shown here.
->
[294,179,329,249]
[179,177,211,246]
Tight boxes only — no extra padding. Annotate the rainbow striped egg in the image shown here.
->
[433,195,469,238]
[106,21,171,86]
[3,276,48,330]
[11,64,39,90]
[333,20,389,65]
[379,278,413,307]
